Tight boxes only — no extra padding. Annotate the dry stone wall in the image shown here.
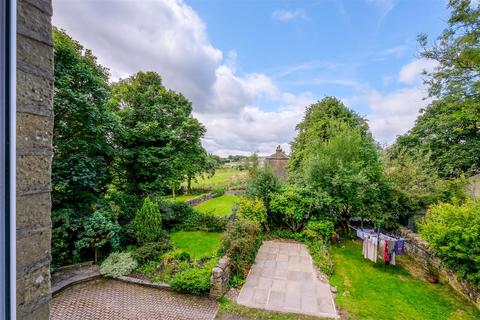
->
[209,256,230,299]
[16,0,54,319]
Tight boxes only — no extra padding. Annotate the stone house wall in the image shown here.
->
[16,0,54,319]
[398,227,479,309]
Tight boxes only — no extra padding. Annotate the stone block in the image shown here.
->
[17,113,53,150]
[16,70,53,116]
[16,192,51,230]
[17,301,49,320]
[17,0,53,45]
[16,229,51,272]
[16,265,51,309]
[17,33,53,76]
[16,154,52,195]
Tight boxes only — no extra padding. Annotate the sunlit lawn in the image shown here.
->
[168,194,204,202]
[187,167,247,191]
[195,195,239,216]
[170,231,222,259]
[330,241,480,320]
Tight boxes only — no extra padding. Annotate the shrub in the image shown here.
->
[100,252,138,277]
[221,219,262,276]
[269,186,314,232]
[237,197,267,227]
[134,197,162,244]
[160,200,195,230]
[245,166,282,218]
[418,201,480,286]
[74,210,120,263]
[212,188,225,198]
[170,259,216,295]
[302,219,335,243]
[132,237,172,264]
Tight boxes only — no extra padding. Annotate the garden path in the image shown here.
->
[237,240,338,319]
[51,278,219,320]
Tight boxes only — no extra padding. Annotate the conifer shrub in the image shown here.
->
[134,197,162,244]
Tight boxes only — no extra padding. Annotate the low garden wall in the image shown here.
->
[186,193,214,206]
[209,256,230,300]
[398,227,480,309]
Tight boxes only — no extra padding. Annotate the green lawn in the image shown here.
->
[170,231,222,259]
[195,195,239,216]
[330,241,480,320]
[187,167,247,191]
[168,194,204,202]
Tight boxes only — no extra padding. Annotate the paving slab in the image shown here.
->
[237,240,338,319]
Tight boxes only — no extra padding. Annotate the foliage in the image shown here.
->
[269,186,315,232]
[245,165,282,219]
[110,71,207,195]
[131,238,172,264]
[393,0,480,178]
[236,197,267,227]
[418,201,480,286]
[221,219,262,276]
[186,167,247,192]
[52,28,114,213]
[170,259,217,295]
[330,241,480,320]
[288,97,370,184]
[74,211,120,263]
[211,188,225,198]
[170,231,222,259]
[134,197,163,244]
[195,195,239,217]
[302,219,335,243]
[100,252,138,278]
[51,208,81,268]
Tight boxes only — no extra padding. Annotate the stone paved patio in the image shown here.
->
[237,240,338,319]
[51,278,219,320]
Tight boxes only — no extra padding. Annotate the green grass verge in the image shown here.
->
[187,167,247,191]
[216,298,324,320]
[168,194,204,202]
[195,195,239,216]
[330,241,480,320]
[170,231,222,259]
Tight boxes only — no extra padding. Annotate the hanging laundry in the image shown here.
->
[383,240,391,263]
[395,239,405,256]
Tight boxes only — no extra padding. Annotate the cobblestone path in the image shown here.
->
[51,279,219,320]
[237,240,338,318]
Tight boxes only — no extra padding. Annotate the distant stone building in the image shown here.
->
[265,146,289,180]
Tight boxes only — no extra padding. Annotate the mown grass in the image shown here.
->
[171,194,204,202]
[330,241,480,320]
[187,167,247,191]
[170,231,222,259]
[195,195,239,216]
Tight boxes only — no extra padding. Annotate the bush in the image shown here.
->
[418,201,480,286]
[221,219,262,276]
[245,166,282,217]
[160,200,196,230]
[237,197,267,227]
[170,259,216,295]
[302,219,334,243]
[212,188,225,198]
[269,186,314,232]
[134,197,162,244]
[100,252,138,277]
[132,237,172,264]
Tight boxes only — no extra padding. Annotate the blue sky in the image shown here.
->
[53,0,450,155]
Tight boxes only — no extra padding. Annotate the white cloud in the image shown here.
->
[398,58,438,84]
[53,0,313,156]
[271,9,307,22]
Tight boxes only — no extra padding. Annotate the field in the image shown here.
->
[170,231,222,259]
[330,241,480,320]
[195,195,239,216]
[187,167,247,191]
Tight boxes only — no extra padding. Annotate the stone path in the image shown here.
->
[237,240,338,319]
[51,278,219,320]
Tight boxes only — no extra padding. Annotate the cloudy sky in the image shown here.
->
[52,0,449,156]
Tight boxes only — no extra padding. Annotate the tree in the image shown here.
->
[74,211,120,263]
[110,71,206,194]
[134,197,163,244]
[236,197,267,228]
[394,0,480,177]
[288,97,370,184]
[52,28,114,212]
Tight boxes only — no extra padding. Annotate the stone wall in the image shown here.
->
[185,193,213,207]
[16,0,54,319]
[398,227,480,309]
[209,256,230,300]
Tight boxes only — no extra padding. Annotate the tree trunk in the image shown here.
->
[187,176,192,194]
[172,187,176,199]
[94,248,98,264]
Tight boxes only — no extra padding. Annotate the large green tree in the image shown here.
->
[110,71,207,195]
[394,0,480,177]
[52,28,116,266]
